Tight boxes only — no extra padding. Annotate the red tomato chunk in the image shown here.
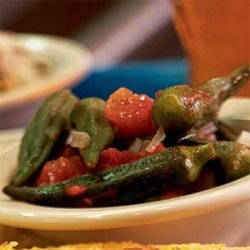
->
[105,87,156,138]
[96,148,141,170]
[36,146,90,186]
[96,145,165,171]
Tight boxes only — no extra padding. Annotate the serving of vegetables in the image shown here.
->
[3,65,250,207]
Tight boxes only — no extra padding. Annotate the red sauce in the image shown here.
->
[65,184,88,197]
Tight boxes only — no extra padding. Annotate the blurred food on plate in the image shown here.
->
[0,241,248,250]
[0,32,52,92]
[0,32,92,130]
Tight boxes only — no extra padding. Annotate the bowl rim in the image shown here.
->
[0,128,249,231]
[0,174,249,231]
[0,32,93,110]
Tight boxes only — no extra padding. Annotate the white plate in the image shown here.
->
[0,32,93,110]
[0,98,249,233]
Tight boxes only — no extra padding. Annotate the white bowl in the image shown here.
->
[0,33,93,129]
[0,98,249,246]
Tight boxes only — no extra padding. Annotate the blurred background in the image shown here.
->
[0,0,188,129]
[1,0,184,65]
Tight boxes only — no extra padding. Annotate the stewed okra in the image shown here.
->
[3,65,250,207]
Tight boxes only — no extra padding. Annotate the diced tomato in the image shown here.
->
[96,145,165,171]
[36,148,91,186]
[59,145,79,157]
[105,87,156,138]
[154,144,166,153]
[139,144,166,157]
[96,148,141,170]
[65,184,88,197]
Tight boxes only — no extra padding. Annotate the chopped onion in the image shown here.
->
[181,122,217,142]
[146,126,166,153]
[237,131,250,148]
[66,130,91,149]
[128,137,144,153]
[142,140,150,151]
[198,122,218,136]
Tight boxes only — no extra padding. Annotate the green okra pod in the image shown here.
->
[71,98,114,168]
[10,90,78,187]
[152,85,209,132]
[4,143,215,205]
[152,65,250,133]
[214,141,250,182]
[198,65,250,123]
[216,121,239,141]
[199,65,250,105]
